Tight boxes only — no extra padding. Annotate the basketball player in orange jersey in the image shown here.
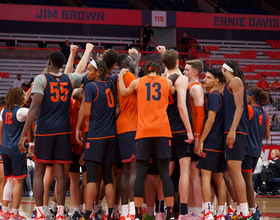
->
[157,46,194,219]
[183,60,204,216]
[116,54,138,220]
[118,62,175,220]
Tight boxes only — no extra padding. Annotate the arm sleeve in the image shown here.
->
[31,75,46,95]
[69,73,83,88]
[208,93,221,113]
[85,83,97,103]
[16,108,29,122]
[195,106,205,138]
[266,112,270,125]
[248,105,254,121]
[0,109,4,121]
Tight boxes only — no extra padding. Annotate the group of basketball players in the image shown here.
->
[0,42,270,220]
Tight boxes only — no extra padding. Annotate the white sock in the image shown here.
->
[203,203,211,214]
[50,202,57,211]
[249,208,256,214]
[57,206,65,216]
[94,202,98,213]
[114,205,119,215]
[129,202,135,215]
[146,207,154,216]
[188,207,195,213]
[74,206,80,213]
[237,205,240,215]
[13,209,19,215]
[217,206,225,216]
[83,204,86,214]
[234,202,238,212]
[2,206,8,213]
[121,205,128,217]
[240,203,249,216]
[142,204,147,209]
[195,207,202,214]
[80,205,83,213]
[37,206,45,217]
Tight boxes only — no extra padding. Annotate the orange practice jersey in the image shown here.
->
[135,75,172,139]
[69,98,85,156]
[116,72,138,134]
[188,81,204,132]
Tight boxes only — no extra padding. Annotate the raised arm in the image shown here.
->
[65,45,78,74]
[75,43,94,74]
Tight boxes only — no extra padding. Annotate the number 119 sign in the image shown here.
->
[152,11,166,27]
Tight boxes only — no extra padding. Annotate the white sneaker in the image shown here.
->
[203,211,214,220]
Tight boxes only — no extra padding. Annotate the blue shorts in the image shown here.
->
[69,152,87,173]
[241,155,258,173]
[34,134,72,164]
[136,137,171,161]
[224,134,247,161]
[2,154,27,178]
[84,137,116,164]
[171,132,191,161]
[196,150,226,173]
[118,131,136,163]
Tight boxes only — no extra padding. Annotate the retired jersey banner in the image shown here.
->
[177,12,280,31]
[0,4,142,26]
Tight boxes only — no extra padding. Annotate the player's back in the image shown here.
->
[36,72,73,136]
[87,75,118,139]
[246,104,268,157]
[136,75,171,139]
[116,72,138,135]
[2,106,25,154]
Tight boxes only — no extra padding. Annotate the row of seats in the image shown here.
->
[224,54,257,59]
[266,40,280,49]
[263,51,280,59]
[197,53,210,58]
[245,64,280,72]
[204,46,220,51]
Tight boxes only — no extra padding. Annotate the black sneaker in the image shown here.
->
[252,212,259,220]
[255,206,262,217]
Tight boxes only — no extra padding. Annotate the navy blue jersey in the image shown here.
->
[2,106,25,154]
[204,91,223,151]
[167,89,192,133]
[223,78,249,135]
[36,73,73,135]
[85,75,118,139]
[245,105,268,157]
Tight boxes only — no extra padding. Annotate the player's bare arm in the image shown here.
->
[18,93,43,154]
[227,77,244,146]
[119,68,139,98]
[176,75,194,143]
[65,45,78,74]
[197,111,217,157]
[75,43,94,74]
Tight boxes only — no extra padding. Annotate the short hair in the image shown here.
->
[144,62,162,76]
[248,87,268,106]
[207,68,223,83]
[161,49,178,70]
[117,54,130,68]
[0,96,6,106]
[48,51,65,69]
[185,59,203,76]
[102,49,118,70]
[95,59,108,81]
[5,87,25,111]
[272,149,280,157]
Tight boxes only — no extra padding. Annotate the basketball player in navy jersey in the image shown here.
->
[157,46,194,219]
[242,87,270,220]
[0,87,29,220]
[222,60,250,219]
[18,44,94,220]
[83,59,118,220]
[196,68,226,220]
